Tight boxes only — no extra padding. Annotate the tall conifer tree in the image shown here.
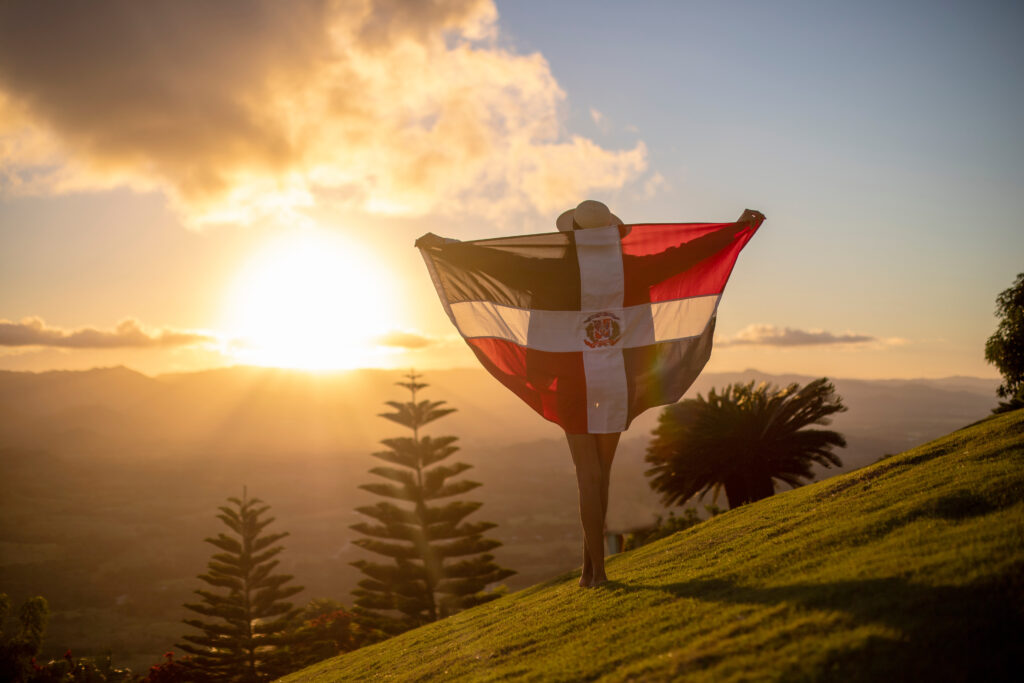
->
[350,372,514,633]
[178,491,303,682]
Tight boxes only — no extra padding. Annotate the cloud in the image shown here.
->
[374,330,435,349]
[0,0,647,227]
[641,171,668,199]
[883,337,911,347]
[0,317,213,349]
[721,324,877,347]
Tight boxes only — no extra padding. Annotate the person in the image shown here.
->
[558,200,629,587]
[417,200,763,587]
[556,201,761,586]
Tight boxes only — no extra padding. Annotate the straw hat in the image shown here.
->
[556,200,623,232]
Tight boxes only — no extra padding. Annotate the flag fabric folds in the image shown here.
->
[418,216,763,433]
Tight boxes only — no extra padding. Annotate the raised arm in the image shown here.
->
[417,232,545,293]
[675,209,763,265]
[629,209,764,287]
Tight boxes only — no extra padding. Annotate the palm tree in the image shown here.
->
[645,378,846,509]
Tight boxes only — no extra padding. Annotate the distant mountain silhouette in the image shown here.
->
[0,365,999,470]
[0,365,1001,671]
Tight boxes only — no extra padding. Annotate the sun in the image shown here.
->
[221,228,401,370]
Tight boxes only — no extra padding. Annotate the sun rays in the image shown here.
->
[220,227,402,370]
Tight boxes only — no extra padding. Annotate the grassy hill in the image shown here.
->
[279,409,1024,682]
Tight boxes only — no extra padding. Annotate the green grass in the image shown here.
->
[279,410,1024,682]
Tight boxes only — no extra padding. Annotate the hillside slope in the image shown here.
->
[279,409,1024,682]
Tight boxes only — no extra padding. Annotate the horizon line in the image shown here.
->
[0,362,1002,384]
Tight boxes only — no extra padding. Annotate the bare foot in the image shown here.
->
[579,567,593,588]
[580,543,593,587]
[588,574,608,588]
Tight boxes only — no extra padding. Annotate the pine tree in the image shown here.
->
[350,372,515,633]
[178,491,303,682]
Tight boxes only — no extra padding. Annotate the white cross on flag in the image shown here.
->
[418,213,763,433]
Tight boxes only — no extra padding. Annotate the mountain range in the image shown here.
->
[0,365,1001,671]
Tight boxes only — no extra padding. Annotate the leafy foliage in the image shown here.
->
[350,372,515,633]
[283,599,383,669]
[985,272,1024,412]
[0,595,135,682]
[29,651,136,682]
[621,506,723,552]
[177,492,303,682]
[141,652,192,683]
[645,378,846,508]
[0,594,49,682]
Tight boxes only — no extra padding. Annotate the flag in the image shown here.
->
[418,215,763,433]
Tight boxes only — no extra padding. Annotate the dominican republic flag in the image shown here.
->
[418,213,763,434]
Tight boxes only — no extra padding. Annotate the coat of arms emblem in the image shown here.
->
[584,312,622,348]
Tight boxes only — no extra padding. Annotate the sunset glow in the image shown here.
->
[1,0,1018,381]
[0,1,1021,675]
[221,228,400,370]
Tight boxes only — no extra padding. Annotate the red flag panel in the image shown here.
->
[467,338,588,433]
[423,212,763,434]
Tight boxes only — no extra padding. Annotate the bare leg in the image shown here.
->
[581,537,593,586]
[596,432,620,526]
[592,432,619,586]
[566,432,620,587]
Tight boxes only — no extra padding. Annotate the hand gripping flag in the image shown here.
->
[417,213,763,434]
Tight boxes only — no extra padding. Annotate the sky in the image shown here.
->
[1,0,1021,379]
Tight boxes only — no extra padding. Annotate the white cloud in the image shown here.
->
[0,0,647,228]
[641,171,668,199]
[721,324,878,347]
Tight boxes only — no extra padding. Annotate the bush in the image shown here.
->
[622,506,722,552]
[141,652,191,683]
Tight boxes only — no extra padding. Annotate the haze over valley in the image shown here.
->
[0,365,998,669]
